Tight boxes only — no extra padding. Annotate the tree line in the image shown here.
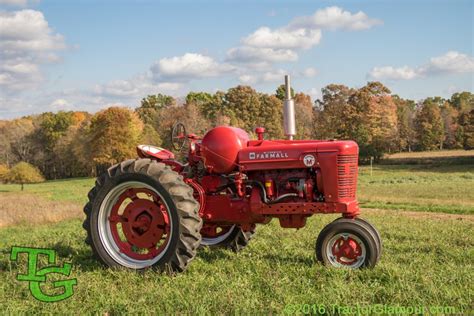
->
[0,81,473,180]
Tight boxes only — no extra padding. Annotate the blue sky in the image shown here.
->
[0,0,472,119]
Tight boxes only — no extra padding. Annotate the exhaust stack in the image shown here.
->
[283,75,296,140]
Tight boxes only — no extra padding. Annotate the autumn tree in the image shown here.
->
[223,86,262,132]
[294,92,314,139]
[53,112,92,178]
[393,95,416,152]
[275,84,295,101]
[181,101,211,137]
[314,84,355,140]
[415,98,444,150]
[4,162,44,190]
[258,93,284,139]
[0,164,9,183]
[347,82,398,159]
[136,94,175,125]
[0,118,36,166]
[459,109,474,149]
[440,102,461,149]
[88,107,143,168]
[140,124,162,146]
[450,92,474,112]
[450,92,474,149]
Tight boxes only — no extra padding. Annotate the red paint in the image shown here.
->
[201,126,249,173]
[137,125,360,229]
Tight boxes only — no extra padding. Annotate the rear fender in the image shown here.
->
[136,145,184,172]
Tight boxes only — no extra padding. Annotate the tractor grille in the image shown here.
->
[337,154,358,198]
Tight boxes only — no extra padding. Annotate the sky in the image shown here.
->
[0,0,472,119]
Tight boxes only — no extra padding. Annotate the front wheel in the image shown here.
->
[83,159,202,272]
[316,218,381,269]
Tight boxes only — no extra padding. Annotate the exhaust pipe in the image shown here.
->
[283,75,296,140]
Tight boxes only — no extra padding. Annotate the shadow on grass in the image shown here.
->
[196,248,234,263]
[262,253,315,266]
[51,242,103,272]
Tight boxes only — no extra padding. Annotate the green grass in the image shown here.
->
[0,212,472,314]
[0,178,93,204]
[358,164,474,214]
[0,164,473,313]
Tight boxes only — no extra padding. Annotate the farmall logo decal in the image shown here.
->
[303,154,316,167]
[248,151,289,160]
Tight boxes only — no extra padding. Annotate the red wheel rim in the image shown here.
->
[327,233,366,268]
[108,187,171,261]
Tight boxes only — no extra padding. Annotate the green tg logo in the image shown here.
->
[10,246,77,302]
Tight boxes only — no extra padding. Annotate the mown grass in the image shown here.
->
[0,211,472,314]
[358,164,474,214]
[386,149,474,159]
[0,163,473,313]
[0,178,93,205]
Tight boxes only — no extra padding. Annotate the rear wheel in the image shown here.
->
[83,159,202,272]
[316,218,380,269]
[200,223,255,252]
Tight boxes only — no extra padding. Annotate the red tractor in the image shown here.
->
[83,76,381,272]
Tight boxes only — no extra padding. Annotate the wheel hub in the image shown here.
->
[108,187,170,260]
[121,199,165,249]
[328,233,365,267]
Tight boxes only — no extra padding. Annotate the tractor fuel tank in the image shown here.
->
[201,126,250,173]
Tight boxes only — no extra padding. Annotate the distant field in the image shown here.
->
[386,149,474,159]
[358,164,474,214]
[382,150,474,165]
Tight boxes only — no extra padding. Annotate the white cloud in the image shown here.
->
[238,74,257,84]
[156,82,182,91]
[228,6,379,66]
[290,6,382,31]
[369,66,418,80]
[302,67,318,77]
[0,0,38,7]
[262,69,287,82]
[49,98,72,110]
[308,87,322,101]
[227,46,298,63]
[93,79,142,98]
[0,10,66,92]
[420,51,474,75]
[0,10,65,53]
[242,27,321,50]
[368,51,474,80]
[151,53,234,81]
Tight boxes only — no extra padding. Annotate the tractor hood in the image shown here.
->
[238,139,358,171]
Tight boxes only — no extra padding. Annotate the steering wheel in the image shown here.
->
[170,122,187,151]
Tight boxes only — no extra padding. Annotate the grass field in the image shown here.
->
[386,149,474,159]
[382,149,474,165]
[358,164,474,214]
[0,163,473,314]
